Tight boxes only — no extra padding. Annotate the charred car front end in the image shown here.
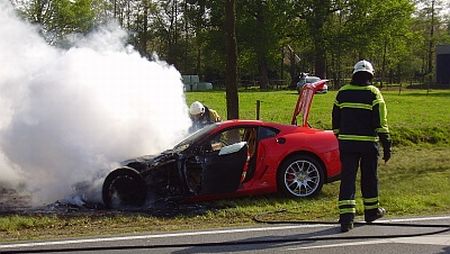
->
[102,124,249,208]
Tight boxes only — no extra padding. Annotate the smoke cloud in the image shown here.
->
[0,0,191,206]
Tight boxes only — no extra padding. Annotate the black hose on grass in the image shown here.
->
[253,209,450,228]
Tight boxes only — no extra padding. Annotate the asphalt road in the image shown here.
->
[1,216,449,254]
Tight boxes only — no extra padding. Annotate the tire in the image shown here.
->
[277,155,324,198]
[102,167,147,209]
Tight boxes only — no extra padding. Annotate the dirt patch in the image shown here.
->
[0,187,219,218]
[0,188,32,213]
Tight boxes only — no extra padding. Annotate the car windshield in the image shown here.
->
[172,123,218,152]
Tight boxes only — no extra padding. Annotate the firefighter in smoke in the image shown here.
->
[332,60,392,232]
[189,101,221,132]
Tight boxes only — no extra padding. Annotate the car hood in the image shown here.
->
[291,80,328,127]
[121,154,158,166]
[120,150,180,169]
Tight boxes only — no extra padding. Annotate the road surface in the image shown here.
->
[0,216,449,253]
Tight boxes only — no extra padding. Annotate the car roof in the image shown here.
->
[213,119,298,132]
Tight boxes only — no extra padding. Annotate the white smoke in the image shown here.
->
[0,0,191,206]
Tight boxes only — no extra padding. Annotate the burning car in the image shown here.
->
[102,81,341,209]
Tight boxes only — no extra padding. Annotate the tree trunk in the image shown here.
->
[289,49,298,88]
[139,1,148,57]
[255,5,269,90]
[167,0,178,67]
[258,55,270,90]
[381,38,388,88]
[314,39,326,78]
[307,0,331,79]
[225,0,239,120]
[427,0,435,75]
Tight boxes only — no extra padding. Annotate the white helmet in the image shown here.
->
[189,101,205,116]
[353,60,374,76]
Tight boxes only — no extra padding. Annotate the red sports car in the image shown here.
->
[102,81,341,208]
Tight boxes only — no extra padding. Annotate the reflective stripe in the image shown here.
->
[374,90,389,134]
[338,135,378,142]
[335,102,372,110]
[372,98,384,106]
[339,208,356,214]
[364,197,379,203]
[376,127,389,133]
[364,204,379,210]
[339,85,376,91]
[339,200,356,206]
[333,129,339,134]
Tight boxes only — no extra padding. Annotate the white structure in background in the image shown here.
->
[182,75,213,91]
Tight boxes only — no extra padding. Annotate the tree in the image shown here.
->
[14,0,97,44]
[410,0,450,83]
[237,0,292,89]
[293,0,340,79]
[225,0,239,119]
[12,0,448,90]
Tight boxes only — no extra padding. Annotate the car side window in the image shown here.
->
[208,127,257,153]
[258,127,279,140]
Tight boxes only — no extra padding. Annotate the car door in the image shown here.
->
[199,127,250,195]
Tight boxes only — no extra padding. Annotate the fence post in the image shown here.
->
[256,100,261,120]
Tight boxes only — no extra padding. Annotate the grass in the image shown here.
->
[1,145,449,242]
[1,88,449,242]
[186,88,450,145]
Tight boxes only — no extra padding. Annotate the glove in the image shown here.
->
[379,133,392,163]
[382,148,391,163]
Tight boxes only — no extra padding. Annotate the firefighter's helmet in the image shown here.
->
[189,101,205,116]
[353,60,374,76]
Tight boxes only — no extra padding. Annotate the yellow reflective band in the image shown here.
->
[372,98,384,106]
[364,204,379,210]
[339,208,356,214]
[364,197,379,203]
[333,129,340,134]
[338,135,378,142]
[340,85,374,91]
[376,127,389,133]
[339,200,356,206]
[335,102,372,110]
[374,92,389,132]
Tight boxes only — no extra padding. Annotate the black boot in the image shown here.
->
[339,213,354,232]
[340,221,354,232]
[365,207,386,223]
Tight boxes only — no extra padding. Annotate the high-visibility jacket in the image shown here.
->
[206,107,221,122]
[332,84,390,142]
[190,106,221,132]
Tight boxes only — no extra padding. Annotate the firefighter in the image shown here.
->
[332,60,392,232]
[189,101,221,132]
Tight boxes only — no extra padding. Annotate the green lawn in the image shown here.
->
[1,88,449,242]
[186,88,450,145]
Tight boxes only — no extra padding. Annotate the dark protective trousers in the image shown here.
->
[338,141,380,223]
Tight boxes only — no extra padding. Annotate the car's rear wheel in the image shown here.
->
[102,167,147,209]
[277,155,324,198]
